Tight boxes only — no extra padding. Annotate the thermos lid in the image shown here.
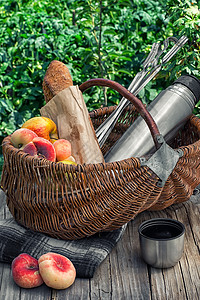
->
[174,75,200,104]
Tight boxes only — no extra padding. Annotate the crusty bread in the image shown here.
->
[42,60,102,157]
[43,60,73,103]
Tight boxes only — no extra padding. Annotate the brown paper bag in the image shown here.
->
[40,86,104,165]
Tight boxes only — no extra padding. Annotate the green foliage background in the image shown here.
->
[0,0,200,173]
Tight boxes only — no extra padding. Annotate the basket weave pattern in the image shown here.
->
[1,103,200,240]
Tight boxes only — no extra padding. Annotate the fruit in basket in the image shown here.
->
[22,116,58,143]
[58,158,77,165]
[10,128,38,149]
[38,252,76,289]
[58,156,76,164]
[53,139,72,161]
[11,253,43,289]
[23,137,56,162]
[23,141,37,156]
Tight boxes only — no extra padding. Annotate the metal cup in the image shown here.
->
[138,218,185,268]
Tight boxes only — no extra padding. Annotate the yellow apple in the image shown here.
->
[22,117,58,143]
[58,158,77,165]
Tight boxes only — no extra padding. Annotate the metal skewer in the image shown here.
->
[95,35,188,147]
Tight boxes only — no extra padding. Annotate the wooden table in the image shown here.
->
[0,188,199,300]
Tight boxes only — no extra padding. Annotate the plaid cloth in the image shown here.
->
[0,190,126,278]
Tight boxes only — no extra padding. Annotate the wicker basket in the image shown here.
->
[1,79,200,240]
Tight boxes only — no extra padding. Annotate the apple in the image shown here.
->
[38,252,76,290]
[53,139,72,161]
[22,116,58,143]
[23,137,56,162]
[63,155,76,163]
[58,158,77,165]
[11,253,43,289]
[60,156,76,163]
[10,128,38,149]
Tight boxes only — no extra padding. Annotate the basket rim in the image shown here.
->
[1,134,141,172]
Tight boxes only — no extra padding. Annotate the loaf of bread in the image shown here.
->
[43,60,73,103]
[41,60,104,164]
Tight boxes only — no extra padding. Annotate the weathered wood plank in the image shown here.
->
[0,189,6,219]
[142,194,200,300]
[0,263,21,300]
[52,279,91,300]
[145,205,188,300]
[20,284,52,300]
[90,255,112,300]
[177,197,200,300]
[0,262,52,300]
[108,216,151,300]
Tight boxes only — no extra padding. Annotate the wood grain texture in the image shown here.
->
[0,189,199,299]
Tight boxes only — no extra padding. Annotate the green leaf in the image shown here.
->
[0,98,13,114]
[103,29,117,35]
[117,69,133,76]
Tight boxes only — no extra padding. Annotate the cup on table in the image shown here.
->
[138,218,185,268]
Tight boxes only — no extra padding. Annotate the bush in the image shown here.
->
[0,0,199,175]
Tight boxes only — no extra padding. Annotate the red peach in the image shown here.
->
[11,253,43,289]
[53,139,72,161]
[10,128,38,149]
[38,252,76,289]
[22,116,58,143]
[23,137,56,162]
[23,141,37,156]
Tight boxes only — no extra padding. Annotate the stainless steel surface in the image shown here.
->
[96,36,188,147]
[140,138,183,187]
[138,218,185,268]
[104,78,197,162]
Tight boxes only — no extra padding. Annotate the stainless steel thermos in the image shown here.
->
[104,75,200,162]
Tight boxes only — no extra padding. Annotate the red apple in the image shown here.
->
[22,116,58,143]
[10,128,38,149]
[38,252,76,289]
[23,137,56,162]
[11,253,43,289]
[53,139,72,161]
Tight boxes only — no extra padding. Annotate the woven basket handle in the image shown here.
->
[79,78,161,150]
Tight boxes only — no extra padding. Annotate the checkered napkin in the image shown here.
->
[0,190,126,278]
